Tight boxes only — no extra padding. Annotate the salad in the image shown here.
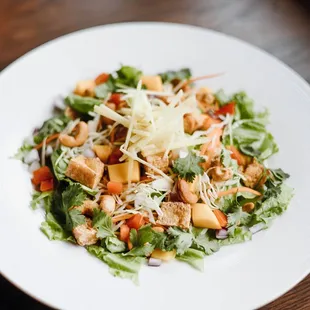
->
[16,66,293,283]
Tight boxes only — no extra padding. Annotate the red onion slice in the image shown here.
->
[216,228,228,239]
[148,258,162,267]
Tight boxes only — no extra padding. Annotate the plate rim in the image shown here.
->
[0,21,309,310]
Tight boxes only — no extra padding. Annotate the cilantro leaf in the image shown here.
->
[114,66,142,88]
[172,150,205,182]
[191,228,220,255]
[14,143,33,161]
[33,115,70,144]
[51,184,86,231]
[165,227,193,255]
[159,68,191,83]
[92,209,115,239]
[126,225,164,257]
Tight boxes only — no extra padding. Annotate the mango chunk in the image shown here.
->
[108,161,140,183]
[93,145,112,163]
[141,75,163,92]
[151,249,176,261]
[192,203,221,229]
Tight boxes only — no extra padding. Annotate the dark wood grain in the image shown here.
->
[0,0,309,309]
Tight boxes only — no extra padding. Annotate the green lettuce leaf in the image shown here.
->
[225,120,278,160]
[251,183,293,227]
[176,248,205,271]
[65,94,102,114]
[105,237,126,253]
[30,190,53,211]
[41,212,75,242]
[95,78,115,99]
[87,245,145,284]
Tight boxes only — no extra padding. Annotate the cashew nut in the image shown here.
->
[59,121,88,147]
[242,202,255,213]
[210,166,233,182]
[177,179,199,204]
[100,195,116,215]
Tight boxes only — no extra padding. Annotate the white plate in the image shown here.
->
[0,22,309,310]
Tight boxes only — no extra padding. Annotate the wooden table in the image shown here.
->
[0,0,309,309]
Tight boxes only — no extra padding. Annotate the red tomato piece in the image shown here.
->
[32,166,53,186]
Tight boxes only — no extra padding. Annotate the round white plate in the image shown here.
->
[0,22,309,310]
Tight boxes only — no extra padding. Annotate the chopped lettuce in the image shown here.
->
[65,94,102,114]
[95,78,115,99]
[105,237,126,253]
[30,190,53,211]
[229,120,278,160]
[250,183,293,227]
[41,212,75,242]
[87,245,145,284]
[176,248,205,271]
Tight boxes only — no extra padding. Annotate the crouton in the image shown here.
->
[74,200,99,217]
[72,220,98,246]
[144,153,169,175]
[157,202,191,229]
[243,160,264,188]
[65,155,104,189]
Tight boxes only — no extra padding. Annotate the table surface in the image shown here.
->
[0,0,309,309]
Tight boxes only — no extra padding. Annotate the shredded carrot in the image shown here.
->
[34,133,60,150]
[213,209,228,227]
[112,213,134,223]
[217,187,261,198]
[175,72,224,92]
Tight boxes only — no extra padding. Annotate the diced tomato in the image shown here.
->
[213,209,228,228]
[107,181,123,195]
[109,93,121,105]
[108,148,123,164]
[216,102,235,115]
[32,166,53,186]
[126,214,145,230]
[95,73,109,85]
[120,224,130,242]
[40,179,54,192]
